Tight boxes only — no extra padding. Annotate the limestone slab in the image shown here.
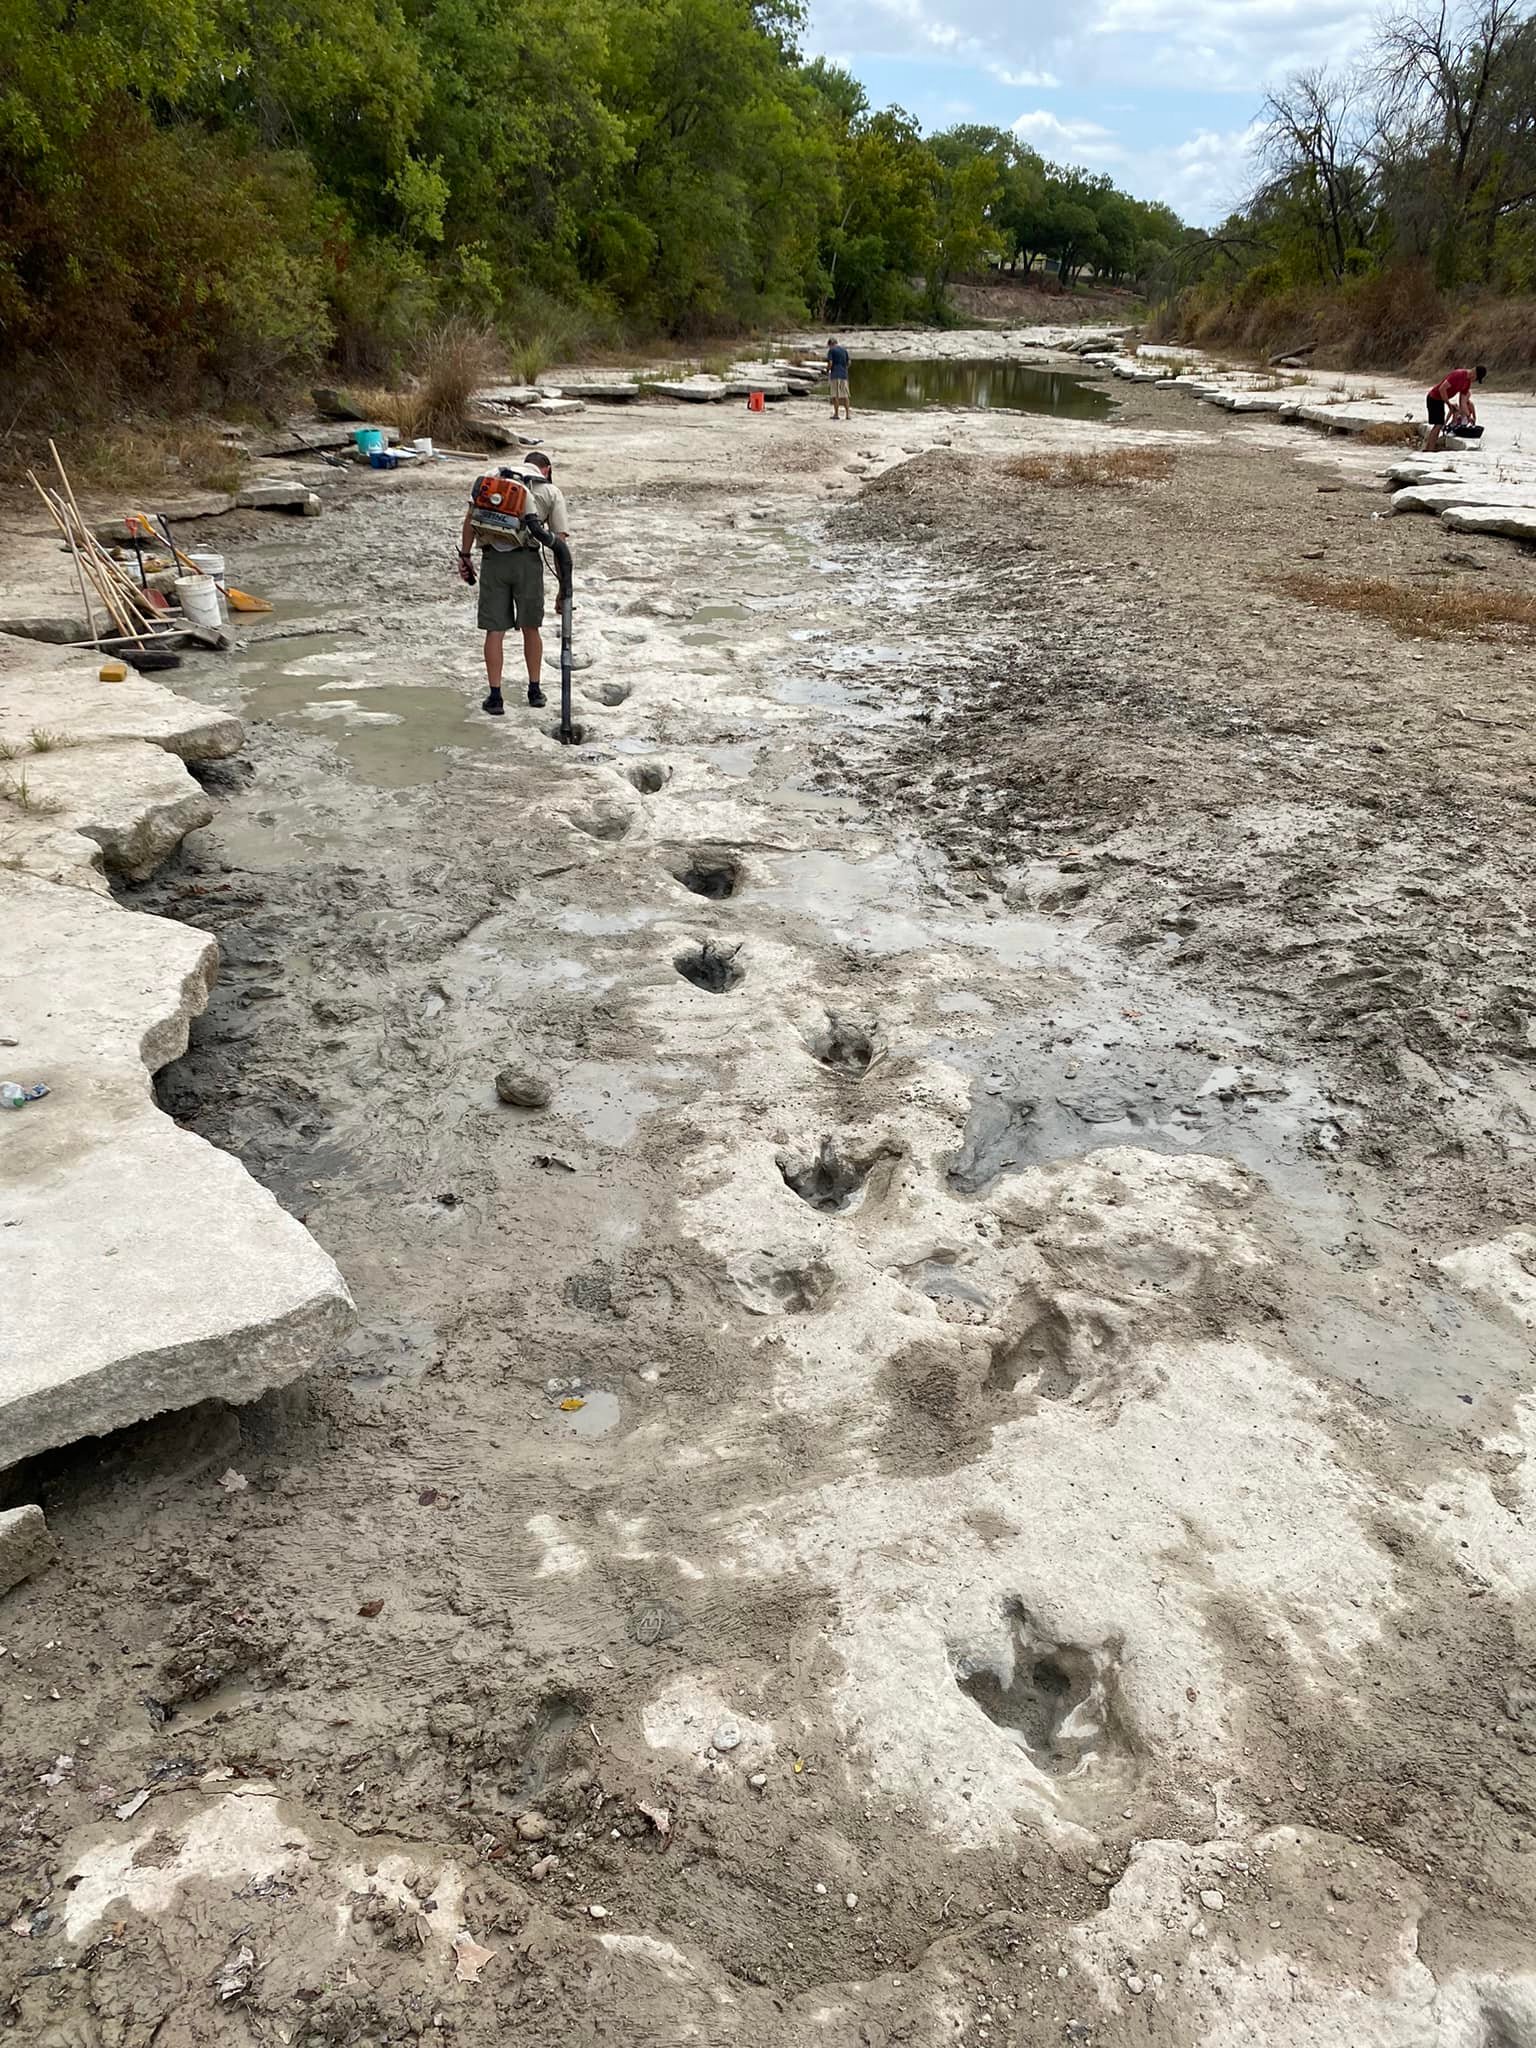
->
[0,870,354,1469]
[651,380,729,404]
[538,381,639,402]
[1442,503,1536,540]
[1,740,214,881]
[0,637,243,762]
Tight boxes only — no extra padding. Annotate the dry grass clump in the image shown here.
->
[364,317,497,440]
[1007,448,1176,488]
[1279,571,1536,640]
[60,423,244,495]
[1358,420,1420,446]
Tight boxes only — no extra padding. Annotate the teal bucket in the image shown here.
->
[354,427,385,453]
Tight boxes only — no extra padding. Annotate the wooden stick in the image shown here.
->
[46,440,152,638]
[28,469,100,647]
[43,490,137,638]
[36,482,133,638]
[49,490,166,636]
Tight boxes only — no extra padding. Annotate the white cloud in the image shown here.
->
[818,0,1378,94]
[1007,106,1262,216]
[1011,109,1126,164]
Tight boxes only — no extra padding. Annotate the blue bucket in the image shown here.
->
[368,448,400,469]
[354,427,385,453]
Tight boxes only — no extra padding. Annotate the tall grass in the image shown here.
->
[1159,269,1536,380]
[364,318,497,439]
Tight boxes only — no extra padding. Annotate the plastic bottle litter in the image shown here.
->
[1,1082,49,1109]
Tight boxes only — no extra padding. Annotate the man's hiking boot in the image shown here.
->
[527,683,547,708]
[481,691,505,717]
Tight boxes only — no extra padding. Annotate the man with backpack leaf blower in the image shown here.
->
[457,451,570,718]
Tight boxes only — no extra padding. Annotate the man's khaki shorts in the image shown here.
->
[830,377,850,400]
[476,545,544,632]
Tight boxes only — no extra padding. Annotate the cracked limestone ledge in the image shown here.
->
[0,636,242,891]
[0,640,352,1467]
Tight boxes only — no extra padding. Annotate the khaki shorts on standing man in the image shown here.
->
[827,337,852,420]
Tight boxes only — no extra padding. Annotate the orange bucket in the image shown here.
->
[746,390,765,413]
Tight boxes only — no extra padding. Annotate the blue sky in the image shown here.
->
[803,0,1380,224]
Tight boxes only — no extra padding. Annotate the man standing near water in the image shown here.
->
[827,337,852,421]
[1425,364,1485,451]
[457,450,569,716]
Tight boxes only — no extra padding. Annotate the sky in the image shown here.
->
[803,0,1381,224]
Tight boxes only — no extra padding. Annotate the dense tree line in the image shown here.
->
[1,0,1176,409]
[1170,0,1536,343]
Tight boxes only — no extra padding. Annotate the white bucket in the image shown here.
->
[187,551,224,579]
[413,436,434,456]
[175,575,222,630]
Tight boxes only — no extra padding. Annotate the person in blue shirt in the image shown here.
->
[826,338,852,420]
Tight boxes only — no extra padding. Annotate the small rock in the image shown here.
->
[1126,1975,1145,1995]
[1200,1888,1225,1912]
[845,1892,859,1909]
[516,1812,550,1842]
[0,1505,55,1596]
[749,1773,767,1789]
[814,1883,827,1896]
[495,1065,552,1108]
[711,1719,742,1752]
[529,1854,558,1880]
[588,1903,608,1920]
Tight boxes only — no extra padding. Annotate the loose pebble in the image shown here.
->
[588,1904,608,1920]
[1200,1888,1226,1911]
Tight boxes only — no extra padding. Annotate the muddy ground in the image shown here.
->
[4,358,1536,2047]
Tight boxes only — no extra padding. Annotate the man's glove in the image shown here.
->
[456,548,477,587]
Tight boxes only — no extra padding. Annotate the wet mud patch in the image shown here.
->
[626,761,672,794]
[675,939,744,992]
[805,1011,883,1077]
[546,718,594,744]
[514,1691,590,1799]
[948,1083,1040,1195]
[670,849,741,900]
[777,1133,902,1213]
[954,1602,1136,1799]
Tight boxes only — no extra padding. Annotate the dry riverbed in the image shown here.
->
[3,345,1536,2047]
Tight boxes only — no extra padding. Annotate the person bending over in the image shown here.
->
[1426,365,1485,451]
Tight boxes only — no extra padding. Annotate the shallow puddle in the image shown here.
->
[229,634,499,788]
[851,358,1114,417]
[562,1387,621,1438]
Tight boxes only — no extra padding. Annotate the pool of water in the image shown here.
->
[849,359,1113,418]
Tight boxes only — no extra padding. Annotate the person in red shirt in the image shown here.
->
[1426,364,1485,449]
